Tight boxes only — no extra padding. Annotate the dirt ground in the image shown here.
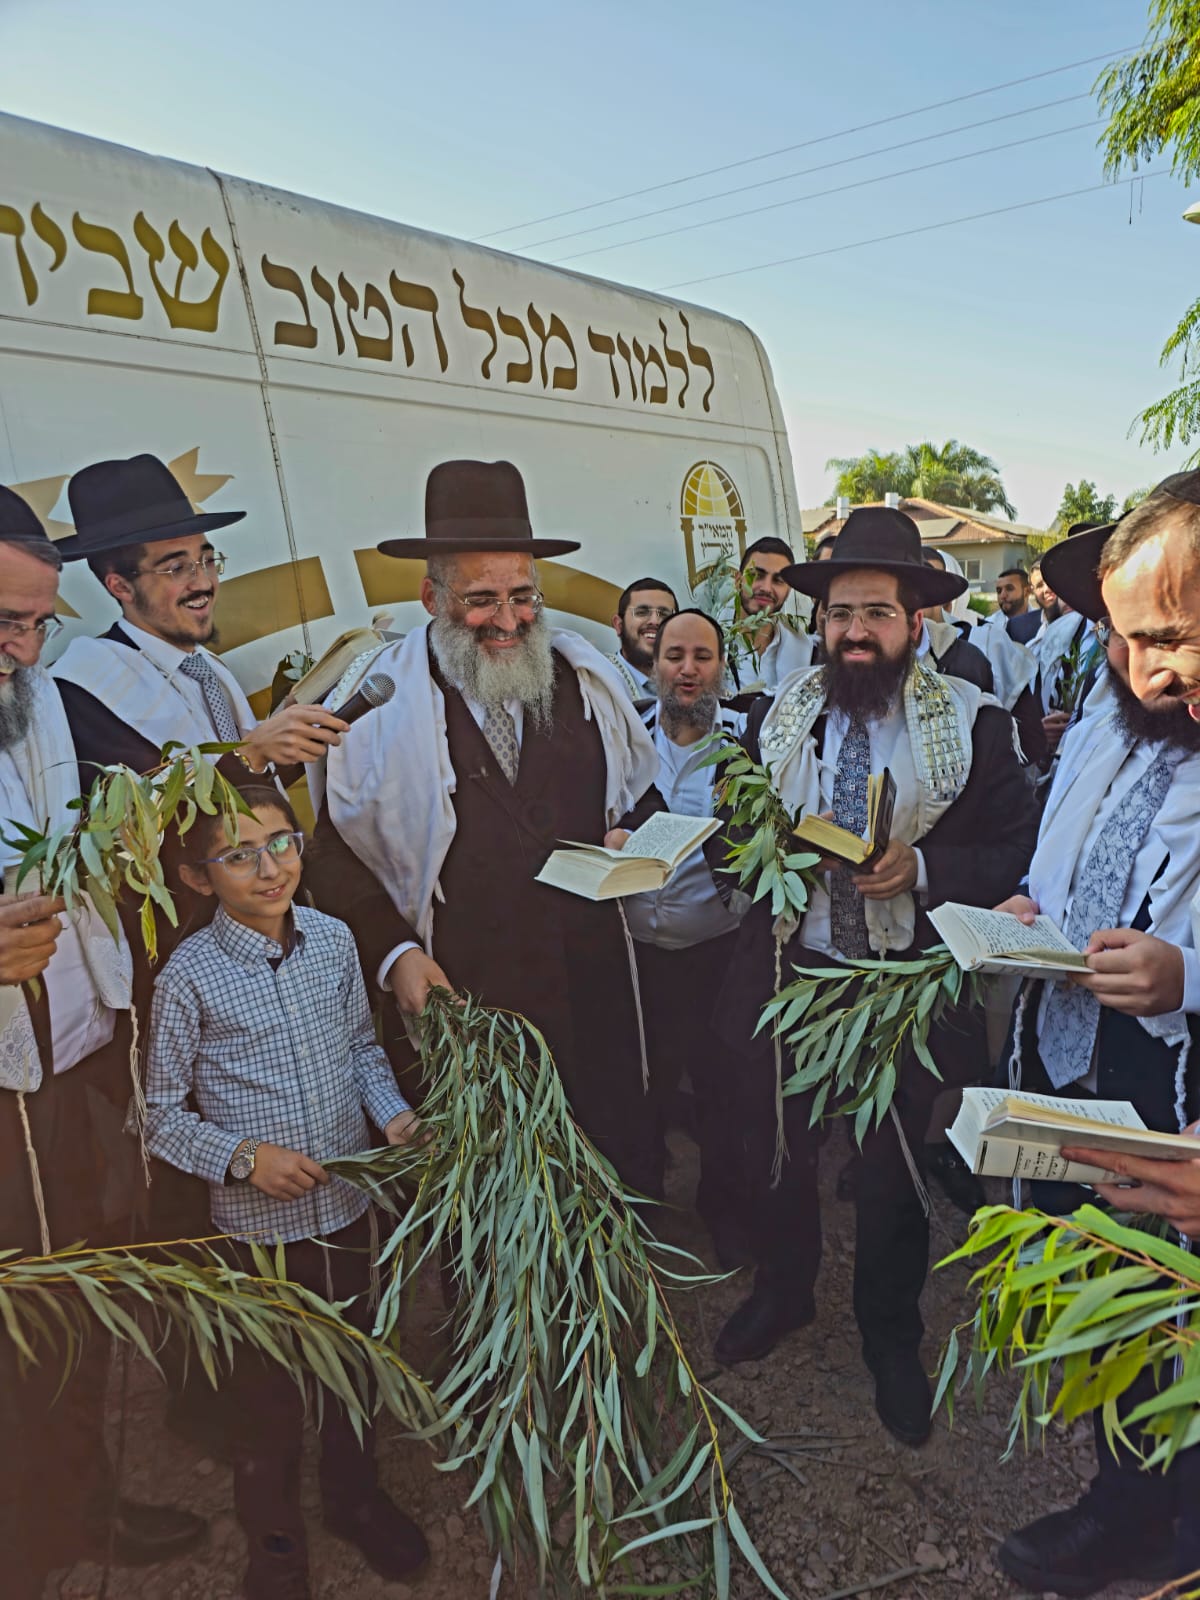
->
[46,1135,1155,1600]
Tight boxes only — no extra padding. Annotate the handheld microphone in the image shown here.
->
[330,672,395,727]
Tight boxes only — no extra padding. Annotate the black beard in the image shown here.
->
[1111,668,1200,754]
[0,667,35,752]
[619,621,654,673]
[823,638,915,722]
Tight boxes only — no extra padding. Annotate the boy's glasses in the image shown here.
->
[201,831,305,877]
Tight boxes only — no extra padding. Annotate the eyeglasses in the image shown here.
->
[823,604,903,629]
[1096,618,1123,648]
[134,554,226,583]
[628,604,675,622]
[0,614,64,643]
[200,831,305,877]
[441,583,544,619]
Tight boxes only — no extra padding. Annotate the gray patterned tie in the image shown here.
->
[829,717,872,960]
[482,703,520,785]
[177,651,241,743]
[1040,746,1185,1088]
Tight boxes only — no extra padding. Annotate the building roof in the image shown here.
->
[801,496,1044,546]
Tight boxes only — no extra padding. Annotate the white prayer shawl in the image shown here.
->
[973,611,1037,711]
[1028,692,1200,1047]
[52,631,256,754]
[323,620,659,945]
[758,624,816,691]
[1036,611,1089,713]
[758,660,987,953]
[933,550,978,630]
[0,668,133,1093]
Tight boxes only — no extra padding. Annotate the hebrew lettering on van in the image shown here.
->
[496,306,533,385]
[132,214,231,333]
[309,267,347,354]
[338,273,393,362]
[452,268,497,378]
[586,314,715,409]
[71,214,145,321]
[659,318,689,408]
[260,257,318,348]
[526,303,578,391]
[679,313,715,412]
[388,276,449,372]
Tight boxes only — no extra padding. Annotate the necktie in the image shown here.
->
[1039,746,1185,1088]
[482,703,520,785]
[829,717,872,960]
[177,652,241,743]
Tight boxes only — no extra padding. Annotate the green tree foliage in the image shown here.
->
[1053,479,1118,530]
[1097,6,1200,456]
[826,439,1017,518]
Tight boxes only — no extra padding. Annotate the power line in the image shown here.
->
[655,172,1167,292]
[519,92,1092,252]
[475,48,1135,242]
[550,119,1099,265]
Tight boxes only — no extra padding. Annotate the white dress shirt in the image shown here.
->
[623,714,744,950]
[0,752,116,1072]
[799,703,929,960]
[116,619,247,739]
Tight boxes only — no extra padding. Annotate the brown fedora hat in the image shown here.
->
[377,459,581,559]
[782,506,968,608]
[55,453,245,561]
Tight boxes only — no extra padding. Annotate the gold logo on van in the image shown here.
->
[680,460,747,586]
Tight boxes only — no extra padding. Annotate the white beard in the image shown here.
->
[430,609,556,730]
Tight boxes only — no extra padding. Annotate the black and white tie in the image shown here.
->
[178,652,241,743]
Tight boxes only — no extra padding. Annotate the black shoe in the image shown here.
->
[996,1503,1176,1597]
[86,1497,208,1567]
[244,1531,312,1600]
[714,1283,815,1365]
[924,1142,985,1217]
[869,1349,932,1447]
[703,1212,755,1272]
[325,1490,429,1580]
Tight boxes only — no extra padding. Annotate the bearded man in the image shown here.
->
[0,486,204,1597]
[607,576,677,699]
[306,460,662,1190]
[710,508,1038,1448]
[733,536,814,692]
[992,518,1200,1597]
[620,610,747,1259]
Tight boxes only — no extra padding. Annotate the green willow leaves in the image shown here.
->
[329,992,788,1599]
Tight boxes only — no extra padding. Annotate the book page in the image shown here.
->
[934,904,1084,962]
[969,1088,1147,1131]
[622,812,717,869]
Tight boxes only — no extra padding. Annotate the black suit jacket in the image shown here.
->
[1005,608,1042,645]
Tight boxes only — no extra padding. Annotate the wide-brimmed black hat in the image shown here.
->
[781,506,968,607]
[0,485,55,550]
[377,459,580,559]
[1040,521,1114,622]
[55,453,245,562]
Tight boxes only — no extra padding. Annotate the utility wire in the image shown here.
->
[656,172,1166,292]
[549,119,1100,264]
[475,47,1135,241]
[519,92,1092,252]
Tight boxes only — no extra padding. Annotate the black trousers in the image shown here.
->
[634,931,744,1217]
[219,1212,379,1543]
[741,949,987,1359]
[0,1031,140,1599]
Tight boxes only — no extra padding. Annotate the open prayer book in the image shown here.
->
[535,813,719,901]
[791,768,896,868]
[948,1088,1199,1183]
[928,903,1089,976]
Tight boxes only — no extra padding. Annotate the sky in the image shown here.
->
[1,0,1194,528]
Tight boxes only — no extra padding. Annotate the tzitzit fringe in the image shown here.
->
[126,1003,151,1184]
[1006,980,1032,1212]
[889,1103,931,1217]
[617,899,650,1093]
[770,933,788,1187]
[17,1089,51,1254]
[1171,1033,1193,1383]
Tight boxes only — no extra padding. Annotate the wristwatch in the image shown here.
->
[229,1138,259,1181]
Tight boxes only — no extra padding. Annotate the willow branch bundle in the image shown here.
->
[935,1204,1200,1469]
[0,1238,443,1441]
[328,992,787,1598]
[2,740,251,961]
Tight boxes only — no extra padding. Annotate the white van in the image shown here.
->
[0,112,799,711]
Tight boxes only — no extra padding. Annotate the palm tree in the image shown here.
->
[825,440,1016,518]
[1053,480,1118,531]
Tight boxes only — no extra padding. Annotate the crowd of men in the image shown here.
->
[3,451,1200,1598]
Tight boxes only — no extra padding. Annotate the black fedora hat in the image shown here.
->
[781,506,967,607]
[55,453,245,562]
[377,459,580,559]
[0,484,55,549]
[1040,521,1114,623]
